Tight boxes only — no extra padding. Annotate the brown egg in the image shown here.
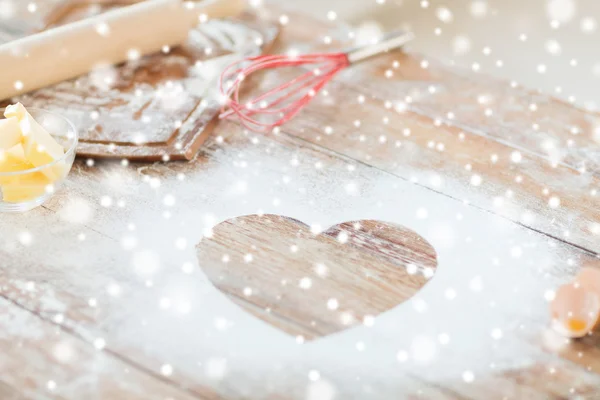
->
[550,280,600,338]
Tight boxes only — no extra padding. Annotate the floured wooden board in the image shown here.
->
[1,1,279,161]
[1,1,600,399]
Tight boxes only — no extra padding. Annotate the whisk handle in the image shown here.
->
[346,30,414,64]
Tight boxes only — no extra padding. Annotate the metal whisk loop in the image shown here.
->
[219,30,414,132]
[219,53,349,132]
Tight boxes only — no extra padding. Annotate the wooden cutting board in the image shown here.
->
[0,1,279,161]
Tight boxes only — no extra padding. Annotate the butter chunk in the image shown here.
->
[0,144,50,203]
[4,103,27,120]
[0,172,50,203]
[0,145,32,175]
[0,104,67,204]
[5,103,66,180]
[0,117,21,150]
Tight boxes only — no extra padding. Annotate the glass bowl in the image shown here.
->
[0,108,78,213]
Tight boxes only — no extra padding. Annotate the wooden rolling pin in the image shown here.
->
[0,0,245,100]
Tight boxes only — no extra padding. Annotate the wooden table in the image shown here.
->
[1,2,600,399]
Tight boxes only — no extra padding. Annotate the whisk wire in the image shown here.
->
[218,31,413,132]
[228,63,345,131]
[219,52,349,131]
[223,59,342,118]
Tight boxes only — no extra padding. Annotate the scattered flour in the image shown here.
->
[84,136,570,398]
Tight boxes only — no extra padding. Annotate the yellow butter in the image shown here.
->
[3,103,27,120]
[0,145,51,203]
[4,103,66,180]
[0,145,32,176]
[1,173,50,203]
[0,117,21,150]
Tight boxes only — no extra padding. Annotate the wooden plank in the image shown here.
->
[269,77,600,255]
[0,296,201,400]
[232,7,599,256]
[353,54,600,177]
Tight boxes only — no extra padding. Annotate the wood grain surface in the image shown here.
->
[0,296,200,400]
[0,1,599,399]
[197,215,437,340]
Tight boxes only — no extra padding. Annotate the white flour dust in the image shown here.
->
[92,135,570,399]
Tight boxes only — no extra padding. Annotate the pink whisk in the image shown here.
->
[219,30,414,132]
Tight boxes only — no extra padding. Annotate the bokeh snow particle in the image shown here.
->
[544,289,556,302]
[161,364,173,376]
[327,298,339,310]
[396,350,409,362]
[470,1,488,18]
[546,0,576,23]
[59,197,94,224]
[94,338,106,350]
[89,64,118,91]
[581,17,597,33]
[0,0,16,19]
[53,341,75,363]
[355,21,384,47]
[95,22,110,37]
[453,35,472,55]
[511,151,523,163]
[100,196,113,208]
[548,196,561,208]
[18,231,33,246]
[299,277,313,289]
[163,194,176,207]
[462,370,475,383]
[436,7,454,23]
[545,39,562,56]
[491,328,503,340]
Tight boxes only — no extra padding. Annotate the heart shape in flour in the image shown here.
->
[196,214,437,341]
